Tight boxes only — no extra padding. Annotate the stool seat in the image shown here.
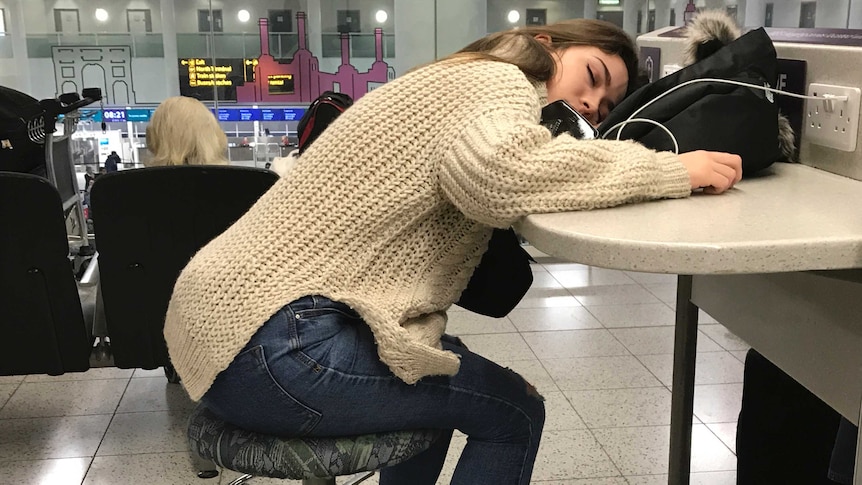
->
[187,405,441,480]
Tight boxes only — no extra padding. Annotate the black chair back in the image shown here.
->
[0,171,91,375]
[89,165,278,369]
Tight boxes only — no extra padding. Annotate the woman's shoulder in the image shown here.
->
[404,58,535,103]
[423,57,527,80]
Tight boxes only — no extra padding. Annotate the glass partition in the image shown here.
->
[0,0,857,169]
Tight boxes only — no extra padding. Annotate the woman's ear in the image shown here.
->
[534,34,552,46]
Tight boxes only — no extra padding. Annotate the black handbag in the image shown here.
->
[599,27,785,175]
[454,228,534,318]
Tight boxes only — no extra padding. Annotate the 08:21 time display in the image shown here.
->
[103,110,127,121]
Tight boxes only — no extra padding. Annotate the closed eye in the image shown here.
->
[587,66,596,86]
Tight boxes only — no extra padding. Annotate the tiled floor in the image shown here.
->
[0,248,749,484]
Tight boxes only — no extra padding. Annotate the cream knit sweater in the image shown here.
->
[164,58,692,401]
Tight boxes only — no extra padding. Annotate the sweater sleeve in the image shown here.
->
[438,104,692,228]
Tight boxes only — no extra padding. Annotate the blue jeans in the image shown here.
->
[202,295,545,485]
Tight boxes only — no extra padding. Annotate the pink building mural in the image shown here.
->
[236,12,394,103]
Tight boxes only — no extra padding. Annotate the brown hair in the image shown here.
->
[440,19,640,96]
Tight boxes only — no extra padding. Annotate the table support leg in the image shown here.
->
[669,274,698,485]
[854,400,862,484]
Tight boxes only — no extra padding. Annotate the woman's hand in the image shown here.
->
[678,150,743,194]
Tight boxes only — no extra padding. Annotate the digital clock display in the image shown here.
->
[103,110,127,122]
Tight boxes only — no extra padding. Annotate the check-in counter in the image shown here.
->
[228,146,255,162]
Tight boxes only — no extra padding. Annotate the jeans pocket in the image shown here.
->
[291,308,381,377]
[206,345,322,437]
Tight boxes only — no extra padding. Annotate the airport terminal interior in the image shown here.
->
[2,0,862,483]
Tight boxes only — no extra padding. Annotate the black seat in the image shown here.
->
[89,165,278,370]
[0,171,91,375]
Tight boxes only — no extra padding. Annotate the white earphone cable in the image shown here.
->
[601,118,680,153]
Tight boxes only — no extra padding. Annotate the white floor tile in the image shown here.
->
[445,311,517,335]
[609,327,722,356]
[542,356,662,391]
[83,452,201,485]
[436,434,467,483]
[116,378,195,414]
[625,475,667,485]
[531,271,566,288]
[538,479,626,485]
[550,268,636,288]
[0,375,25,384]
[585,303,676,328]
[637,352,745,387]
[730,350,749,363]
[690,470,737,484]
[542,391,587,431]
[0,415,112,460]
[542,262,594,273]
[531,429,621,481]
[570,285,663,306]
[132,368,169,378]
[699,310,719,324]
[24,368,133,382]
[643,283,677,304]
[97,411,190,456]
[626,471,737,485]
[515,287,583,308]
[523,329,629,360]
[523,245,552,260]
[0,380,128,419]
[625,271,678,285]
[566,387,671,428]
[0,457,90,485]
[458,333,537,362]
[508,306,603,332]
[593,425,736,476]
[693,384,744,424]
[0,383,17,409]
[706,422,738,455]
[495,359,559,394]
[699,325,750,351]
[530,263,550,273]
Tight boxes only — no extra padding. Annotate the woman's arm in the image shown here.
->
[437,105,691,228]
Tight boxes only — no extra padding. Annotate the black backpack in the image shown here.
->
[296,91,353,154]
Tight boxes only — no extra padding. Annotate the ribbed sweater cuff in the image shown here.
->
[654,152,691,199]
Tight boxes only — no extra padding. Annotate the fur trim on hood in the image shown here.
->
[682,10,797,161]
[682,10,743,66]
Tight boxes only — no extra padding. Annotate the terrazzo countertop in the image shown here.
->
[515,163,862,275]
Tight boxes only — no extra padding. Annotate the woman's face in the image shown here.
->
[542,42,629,126]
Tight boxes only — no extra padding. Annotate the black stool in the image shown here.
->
[187,405,441,485]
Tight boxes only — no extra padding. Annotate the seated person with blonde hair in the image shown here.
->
[145,96,229,167]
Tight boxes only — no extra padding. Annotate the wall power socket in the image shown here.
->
[803,83,861,152]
